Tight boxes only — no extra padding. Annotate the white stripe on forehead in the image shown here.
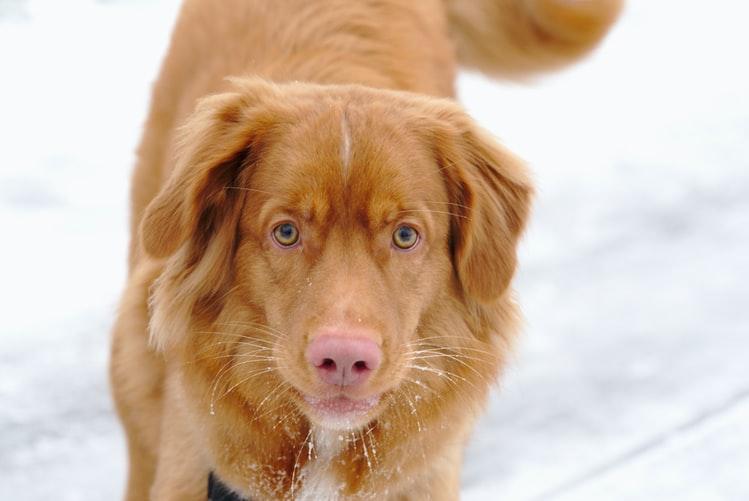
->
[340,112,352,180]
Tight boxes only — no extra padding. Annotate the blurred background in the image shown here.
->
[1,0,747,499]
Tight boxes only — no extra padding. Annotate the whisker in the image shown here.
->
[405,351,484,363]
[410,334,492,344]
[405,364,462,387]
[254,386,296,424]
[367,428,380,465]
[402,390,423,433]
[209,357,241,398]
[271,403,301,431]
[409,339,497,357]
[409,362,484,394]
[216,321,287,338]
[194,331,277,346]
[403,387,429,464]
[197,333,278,353]
[291,428,313,497]
[308,429,317,461]
[217,366,278,401]
[349,431,357,455]
[403,349,488,364]
[193,352,280,364]
[406,354,487,383]
[403,375,481,413]
[364,424,378,466]
[405,351,490,375]
[213,323,287,342]
[209,359,277,413]
[251,382,292,422]
[214,339,277,353]
[406,342,493,356]
[402,377,440,396]
[359,429,373,474]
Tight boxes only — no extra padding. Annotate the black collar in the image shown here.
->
[208,472,248,501]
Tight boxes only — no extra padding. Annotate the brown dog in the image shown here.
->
[110,1,622,499]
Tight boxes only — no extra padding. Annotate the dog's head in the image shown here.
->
[143,78,531,434]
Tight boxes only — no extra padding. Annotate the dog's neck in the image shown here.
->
[208,427,347,501]
[208,472,246,501]
[294,427,346,501]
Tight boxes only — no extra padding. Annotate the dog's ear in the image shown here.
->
[140,79,279,259]
[430,111,533,303]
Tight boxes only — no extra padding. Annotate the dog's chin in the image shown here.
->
[302,394,382,431]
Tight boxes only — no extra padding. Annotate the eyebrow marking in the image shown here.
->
[340,112,352,179]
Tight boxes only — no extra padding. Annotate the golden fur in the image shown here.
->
[111,1,621,499]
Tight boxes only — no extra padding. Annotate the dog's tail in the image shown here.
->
[444,0,623,78]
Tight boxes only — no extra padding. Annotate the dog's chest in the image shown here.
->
[296,428,345,501]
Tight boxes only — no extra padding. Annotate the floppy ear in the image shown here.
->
[140,80,279,259]
[434,114,533,303]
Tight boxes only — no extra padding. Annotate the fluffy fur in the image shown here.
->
[110,1,621,499]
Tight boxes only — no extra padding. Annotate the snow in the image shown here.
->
[1,0,748,499]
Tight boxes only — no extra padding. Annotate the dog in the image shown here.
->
[110,1,622,499]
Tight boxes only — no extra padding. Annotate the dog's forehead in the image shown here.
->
[253,104,446,224]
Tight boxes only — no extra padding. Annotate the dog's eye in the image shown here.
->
[392,225,419,250]
[272,222,300,247]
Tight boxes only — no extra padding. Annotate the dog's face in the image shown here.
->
[142,79,531,433]
[238,101,469,429]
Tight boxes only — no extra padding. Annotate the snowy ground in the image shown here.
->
[1,0,748,499]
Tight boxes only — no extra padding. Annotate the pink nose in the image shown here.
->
[306,335,382,387]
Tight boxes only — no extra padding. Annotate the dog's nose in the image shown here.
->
[306,335,382,387]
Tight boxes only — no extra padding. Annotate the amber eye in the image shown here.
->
[272,222,300,247]
[392,225,419,250]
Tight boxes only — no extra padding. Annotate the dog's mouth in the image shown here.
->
[302,393,381,430]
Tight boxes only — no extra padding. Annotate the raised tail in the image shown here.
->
[444,0,624,79]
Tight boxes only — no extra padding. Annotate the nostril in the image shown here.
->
[319,358,337,371]
[306,334,382,387]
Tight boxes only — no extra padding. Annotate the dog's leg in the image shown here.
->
[121,436,158,501]
[149,366,208,501]
[110,260,166,501]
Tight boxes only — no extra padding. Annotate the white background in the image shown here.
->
[1,0,748,499]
